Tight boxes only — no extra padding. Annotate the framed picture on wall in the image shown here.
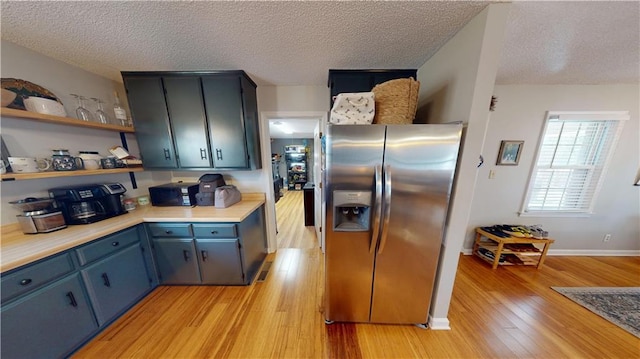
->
[496,140,524,166]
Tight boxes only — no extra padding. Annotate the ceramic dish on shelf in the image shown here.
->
[1,78,62,110]
[23,96,67,117]
[1,88,17,107]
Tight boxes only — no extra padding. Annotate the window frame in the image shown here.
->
[520,110,628,217]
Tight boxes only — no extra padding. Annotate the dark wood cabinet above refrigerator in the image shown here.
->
[327,69,417,107]
[121,71,261,170]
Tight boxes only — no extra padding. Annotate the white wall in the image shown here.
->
[415,3,511,329]
[1,40,130,120]
[467,84,640,253]
[258,85,328,112]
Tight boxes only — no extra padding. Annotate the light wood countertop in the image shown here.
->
[0,193,265,273]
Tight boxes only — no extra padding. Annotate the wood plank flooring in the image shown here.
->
[74,191,640,358]
[275,189,317,249]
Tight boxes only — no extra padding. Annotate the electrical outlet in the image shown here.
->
[603,234,612,242]
[489,170,496,179]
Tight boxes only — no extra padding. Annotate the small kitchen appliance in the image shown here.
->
[148,182,199,206]
[49,183,127,224]
[10,197,67,234]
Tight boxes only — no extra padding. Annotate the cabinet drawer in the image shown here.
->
[1,253,74,303]
[192,223,237,238]
[76,227,140,266]
[147,223,192,238]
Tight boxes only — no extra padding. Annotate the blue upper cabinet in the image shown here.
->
[164,76,212,168]
[121,71,262,170]
[122,76,178,168]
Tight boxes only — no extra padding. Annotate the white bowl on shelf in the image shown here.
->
[23,96,67,117]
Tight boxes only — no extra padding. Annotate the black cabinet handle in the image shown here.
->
[19,278,32,286]
[201,250,208,262]
[183,250,190,262]
[164,148,171,160]
[67,292,78,307]
[200,148,207,160]
[211,230,218,235]
[102,273,111,287]
[165,230,173,234]
[112,241,119,247]
[216,149,223,161]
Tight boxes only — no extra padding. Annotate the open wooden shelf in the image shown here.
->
[473,227,555,269]
[0,108,135,133]
[474,250,538,266]
[1,167,143,181]
[476,242,542,256]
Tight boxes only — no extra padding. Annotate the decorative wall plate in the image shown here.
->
[1,78,62,110]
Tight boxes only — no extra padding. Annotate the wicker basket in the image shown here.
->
[371,77,420,125]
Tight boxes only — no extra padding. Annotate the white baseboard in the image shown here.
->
[427,315,450,330]
[461,248,640,256]
[546,249,640,256]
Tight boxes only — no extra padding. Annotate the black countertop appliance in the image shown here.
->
[49,183,127,224]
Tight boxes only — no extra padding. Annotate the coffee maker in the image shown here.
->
[49,183,127,225]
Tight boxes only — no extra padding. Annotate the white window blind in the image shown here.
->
[522,111,627,215]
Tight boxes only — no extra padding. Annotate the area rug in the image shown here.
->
[552,287,640,338]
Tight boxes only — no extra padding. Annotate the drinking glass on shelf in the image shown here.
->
[70,94,93,122]
[91,98,110,124]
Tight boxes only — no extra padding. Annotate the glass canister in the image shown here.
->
[51,149,84,171]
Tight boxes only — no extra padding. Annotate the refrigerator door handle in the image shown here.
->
[370,165,383,253]
[378,165,392,255]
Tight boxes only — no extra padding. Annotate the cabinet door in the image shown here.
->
[202,75,249,169]
[195,238,244,285]
[1,253,74,303]
[123,76,178,168]
[81,244,151,325]
[152,238,201,284]
[163,77,212,168]
[240,75,261,170]
[1,274,97,359]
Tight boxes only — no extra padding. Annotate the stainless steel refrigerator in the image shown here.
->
[324,123,462,325]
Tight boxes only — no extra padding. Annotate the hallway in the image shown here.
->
[275,189,318,249]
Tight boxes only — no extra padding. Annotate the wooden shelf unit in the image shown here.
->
[1,167,143,181]
[0,108,135,133]
[1,108,141,188]
[473,227,555,269]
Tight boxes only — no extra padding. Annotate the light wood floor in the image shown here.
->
[74,193,640,358]
[275,189,317,249]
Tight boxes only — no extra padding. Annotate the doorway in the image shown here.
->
[262,113,325,250]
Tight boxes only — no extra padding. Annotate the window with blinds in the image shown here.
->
[521,111,628,215]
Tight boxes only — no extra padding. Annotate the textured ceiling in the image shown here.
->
[0,1,489,86]
[1,1,638,88]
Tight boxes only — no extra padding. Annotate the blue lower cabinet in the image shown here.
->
[196,238,244,284]
[152,238,202,284]
[0,273,97,359]
[81,244,152,325]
